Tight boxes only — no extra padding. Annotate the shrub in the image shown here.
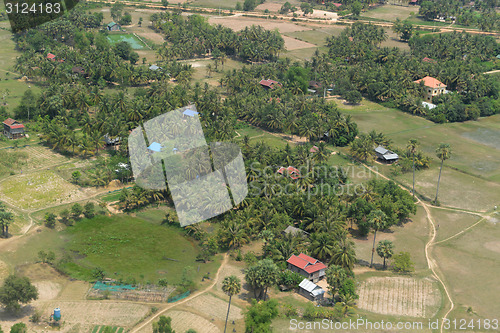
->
[391,251,415,274]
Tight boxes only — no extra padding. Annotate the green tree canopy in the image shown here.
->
[0,275,38,311]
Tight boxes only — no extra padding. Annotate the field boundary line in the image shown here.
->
[434,215,488,245]
[130,253,229,333]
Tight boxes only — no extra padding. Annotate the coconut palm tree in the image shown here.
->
[407,139,419,199]
[376,240,394,269]
[434,143,452,204]
[222,275,241,333]
[368,209,388,268]
[331,238,356,271]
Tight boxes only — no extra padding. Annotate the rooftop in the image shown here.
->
[259,79,281,89]
[299,279,325,296]
[414,76,446,89]
[287,253,327,273]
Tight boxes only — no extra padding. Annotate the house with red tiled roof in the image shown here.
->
[422,57,437,64]
[46,53,56,61]
[259,79,282,89]
[414,76,447,101]
[287,253,327,282]
[277,166,301,180]
[3,118,25,139]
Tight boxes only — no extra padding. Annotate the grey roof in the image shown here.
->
[383,153,399,160]
[375,145,398,160]
[284,226,309,236]
[299,279,324,296]
[375,146,388,155]
[149,65,160,71]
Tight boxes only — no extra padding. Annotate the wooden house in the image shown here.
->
[3,118,25,139]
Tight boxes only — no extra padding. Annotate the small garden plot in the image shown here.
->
[357,276,440,318]
[91,326,124,333]
[185,293,243,321]
[0,170,85,209]
[107,34,147,50]
[166,310,219,333]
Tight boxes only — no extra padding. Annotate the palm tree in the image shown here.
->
[308,232,335,262]
[368,209,388,268]
[331,238,356,271]
[434,143,452,204]
[222,275,241,333]
[338,293,356,317]
[376,240,394,269]
[407,139,419,198]
[0,209,14,238]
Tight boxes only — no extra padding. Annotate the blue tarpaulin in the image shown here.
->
[183,109,199,117]
[148,142,163,152]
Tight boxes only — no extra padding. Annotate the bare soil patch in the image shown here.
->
[215,263,245,292]
[166,310,220,333]
[185,294,242,321]
[32,281,62,301]
[255,2,281,12]
[293,9,338,20]
[136,32,165,45]
[16,263,64,281]
[43,301,150,327]
[357,276,440,318]
[282,35,316,50]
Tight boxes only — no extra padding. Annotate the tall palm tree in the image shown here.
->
[331,238,356,271]
[368,209,388,268]
[222,275,241,333]
[434,143,452,204]
[376,240,394,269]
[407,139,419,199]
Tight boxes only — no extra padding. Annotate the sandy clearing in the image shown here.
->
[185,294,242,321]
[167,310,220,333]
[33,281,62,301]
[292,9,338,20]
[282,35,317,50]
[358,276,440,318]
[215,264,245,292]
[208,16,311,33]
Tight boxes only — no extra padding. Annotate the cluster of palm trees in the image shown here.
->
[119,186,168,211]
[316,23,498,122]
[151,13,284,62]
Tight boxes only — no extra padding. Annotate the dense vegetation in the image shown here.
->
[419,0,499,31]
[151,13,284,62]
[311,23,500,122]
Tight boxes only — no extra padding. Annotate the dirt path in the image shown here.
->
[130,253,229,333]
[360,163,455,333]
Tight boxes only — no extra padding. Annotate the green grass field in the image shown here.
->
[107,34,147,50]
[0,22,41,113]
[363,4,416,22]
[434,220,500,320]
[59,210,220,284]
